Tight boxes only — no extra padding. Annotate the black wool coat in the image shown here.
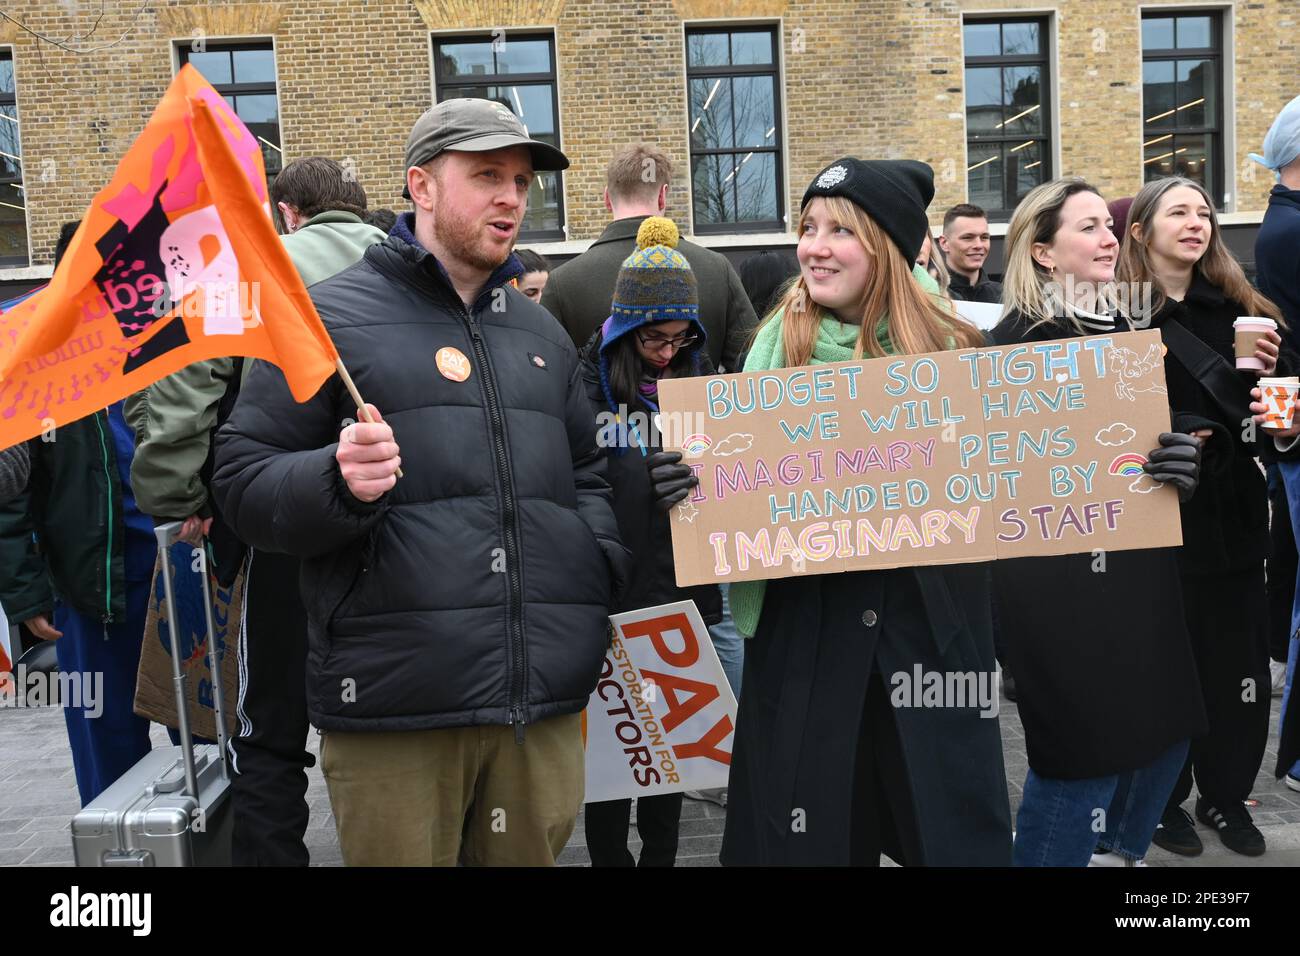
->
[1151,274,1276,575]
[988,309,1207,779]
[214,227,628,733]
[720,563,1012,866]
[579,332,722,623]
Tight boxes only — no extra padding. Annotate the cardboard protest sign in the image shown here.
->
[583,601,737,804]
[660,329,1181,586]
[134,542,241,740]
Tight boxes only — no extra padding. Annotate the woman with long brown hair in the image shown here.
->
[1117,176,1284,858]
[717,158,1011,866]
[991,177,1208,867]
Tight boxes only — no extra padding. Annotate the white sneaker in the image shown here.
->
[1271,660,1287,697]
[1286,774,1300,793]
[1089,850,1147,867]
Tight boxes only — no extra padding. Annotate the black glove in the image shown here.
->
[646,450,699,512]
[1142,431,1202,502]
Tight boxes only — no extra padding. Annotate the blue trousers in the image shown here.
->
[1278,461,1300,777]
[708,584,744,699]
[54,576,153,806]
[1013,739,1190,866]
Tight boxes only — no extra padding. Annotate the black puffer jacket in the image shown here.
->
[214,217,628,734]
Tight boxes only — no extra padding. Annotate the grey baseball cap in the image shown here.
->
[402,98,569,197]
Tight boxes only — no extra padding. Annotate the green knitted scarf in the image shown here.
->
[727,265,947,638]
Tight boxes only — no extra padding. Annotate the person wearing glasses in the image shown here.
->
[579,216,723,867]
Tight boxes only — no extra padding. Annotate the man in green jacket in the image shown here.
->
[128,157,386,865]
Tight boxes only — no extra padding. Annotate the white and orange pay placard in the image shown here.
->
[583,601,736,804]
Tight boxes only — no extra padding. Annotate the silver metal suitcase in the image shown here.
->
[71,522,234,866]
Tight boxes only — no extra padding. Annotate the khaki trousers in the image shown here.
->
[320,713,583,866]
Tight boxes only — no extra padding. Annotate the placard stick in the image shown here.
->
[335,357,404,479]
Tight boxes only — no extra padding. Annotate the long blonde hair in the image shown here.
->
[1002,178,1122,334]
[763,196,982,367]
[1116,176,1283,325]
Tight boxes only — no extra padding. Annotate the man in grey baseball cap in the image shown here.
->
[402,98,569,199]
[216,95,626,866]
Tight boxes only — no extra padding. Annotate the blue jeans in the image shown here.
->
[708,584,743,700]
[1013,739,1190,866]
[1278,461,1300,777]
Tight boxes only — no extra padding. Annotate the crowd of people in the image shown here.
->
[1,89,1299,867]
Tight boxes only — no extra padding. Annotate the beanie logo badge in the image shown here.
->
[436,346,472,382]
[816,165,849,189]
[529,352,547,369]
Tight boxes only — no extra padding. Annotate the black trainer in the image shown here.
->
[1195,797,1266,857]
[1150,806,1202,857]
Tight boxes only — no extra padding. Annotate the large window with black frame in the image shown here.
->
[178,41,282,183]
[433,33,564,241]
[963,17,1052,220]
[1141,12,1224,208]
[0,52,26,266]
[685,26,783,234]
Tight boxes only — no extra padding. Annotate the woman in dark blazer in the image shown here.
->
[1117,176,1286,858]
[990,177,1208,867]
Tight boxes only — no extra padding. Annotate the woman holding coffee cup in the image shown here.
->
[1116,175,1288,858]
[991,178,1208,867]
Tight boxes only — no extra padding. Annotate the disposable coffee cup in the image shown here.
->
[1234,317,1278,371]
[1259,376,1300,430]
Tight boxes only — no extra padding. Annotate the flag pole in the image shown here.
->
[335,357,404,479]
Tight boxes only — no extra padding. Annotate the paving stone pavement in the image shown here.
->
[2,688,1297,867]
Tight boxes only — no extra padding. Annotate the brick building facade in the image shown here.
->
[0,0,1293,275]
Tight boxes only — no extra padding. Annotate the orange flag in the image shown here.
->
[0,65,339,448]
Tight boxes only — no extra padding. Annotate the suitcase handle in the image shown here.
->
[154,522,232,800]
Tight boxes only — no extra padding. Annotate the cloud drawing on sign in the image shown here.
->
[1129,472,1162,494]
[1096,423,1137,446]
[712,433,753,456]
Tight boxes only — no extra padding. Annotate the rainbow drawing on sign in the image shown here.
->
[1109,453,1147,477]
[681,434,712,457]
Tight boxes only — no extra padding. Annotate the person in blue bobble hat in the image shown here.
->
[580,216,723,866]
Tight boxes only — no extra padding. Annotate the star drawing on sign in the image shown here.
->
[676,500,700,523]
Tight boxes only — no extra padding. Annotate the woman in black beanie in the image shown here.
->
[706,158,1011,866]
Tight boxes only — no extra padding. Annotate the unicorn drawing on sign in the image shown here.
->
[1108,343,1167,402]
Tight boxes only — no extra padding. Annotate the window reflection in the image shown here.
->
[963,18,1050,215]
[686,28,782,231]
